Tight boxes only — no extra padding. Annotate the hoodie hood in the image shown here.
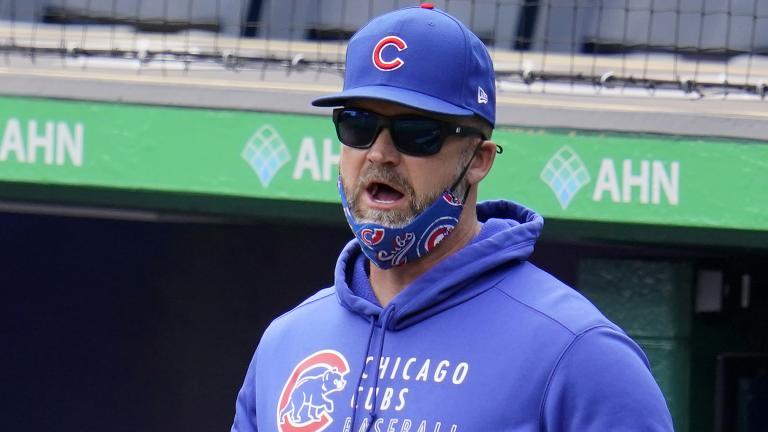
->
[334,200,543,330]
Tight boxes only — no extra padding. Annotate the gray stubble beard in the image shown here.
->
[346,145,474,228]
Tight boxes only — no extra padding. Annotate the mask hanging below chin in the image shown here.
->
[338,177,464,269]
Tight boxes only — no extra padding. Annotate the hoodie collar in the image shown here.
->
[334,200,543,330]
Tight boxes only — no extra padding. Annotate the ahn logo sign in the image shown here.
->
[540,146,591,209]
[242,125,292,188]
[241,125,342,188]
[541,146,680,210]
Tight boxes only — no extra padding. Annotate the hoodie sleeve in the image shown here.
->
[231,348,260,432]
[541,326,674,432]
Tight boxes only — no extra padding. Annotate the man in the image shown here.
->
[232,4,673,432]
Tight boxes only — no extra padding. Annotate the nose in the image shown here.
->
[367,127,401,165]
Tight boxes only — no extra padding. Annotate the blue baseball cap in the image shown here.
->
[312,3,496,127]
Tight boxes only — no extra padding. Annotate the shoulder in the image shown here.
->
[491,261,619,336]
[541,325,673,430]
[260,287,339,339]
[486,263,672,429]
[286,287,338,315]
[273,286,338,322]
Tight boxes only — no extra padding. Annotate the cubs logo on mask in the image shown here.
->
[276,350,350,432]
[419,217,458,257]
[360,228,386,247]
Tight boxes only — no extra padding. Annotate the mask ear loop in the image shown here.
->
[449,140,485,204]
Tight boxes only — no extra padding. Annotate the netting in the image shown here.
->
[1,0,766,99]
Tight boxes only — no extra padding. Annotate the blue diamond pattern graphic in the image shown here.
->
[241,125,291,187]
[540,146,591,209]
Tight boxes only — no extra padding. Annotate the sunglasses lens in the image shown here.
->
[336,109,379,148]
[335,109,446,156]
[392,119,443,156]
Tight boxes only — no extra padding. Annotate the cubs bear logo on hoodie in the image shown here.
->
[276,350,350,432]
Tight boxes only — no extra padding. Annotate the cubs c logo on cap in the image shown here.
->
[372,36,407,71]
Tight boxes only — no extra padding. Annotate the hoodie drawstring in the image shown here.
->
[350,305,396,432]
[364,305,395,431]
[350,316,376,431]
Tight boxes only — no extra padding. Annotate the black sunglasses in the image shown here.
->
[332,107,487,157]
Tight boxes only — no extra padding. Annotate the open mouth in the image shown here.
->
[366,181,405,204]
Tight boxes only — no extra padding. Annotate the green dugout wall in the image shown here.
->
[1,95,767,431]
[1,96,766,236]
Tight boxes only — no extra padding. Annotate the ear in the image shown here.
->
[465,139,497,185]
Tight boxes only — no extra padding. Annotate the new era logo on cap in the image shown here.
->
[372,36,408,71]
[478,87,488,104]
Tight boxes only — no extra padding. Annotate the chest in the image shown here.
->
[256,305,570,432]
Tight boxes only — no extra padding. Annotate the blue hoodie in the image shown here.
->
[232,201,674,432]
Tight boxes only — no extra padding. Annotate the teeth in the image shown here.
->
[368,182,399,204]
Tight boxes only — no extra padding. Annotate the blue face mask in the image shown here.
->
[338,175,467,270]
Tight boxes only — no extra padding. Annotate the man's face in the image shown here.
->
[339,100,480,228]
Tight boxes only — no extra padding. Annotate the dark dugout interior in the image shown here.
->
[0,211,350,431]
[1,210,765,431]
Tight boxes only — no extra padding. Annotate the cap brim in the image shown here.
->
[311,85,474,118]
